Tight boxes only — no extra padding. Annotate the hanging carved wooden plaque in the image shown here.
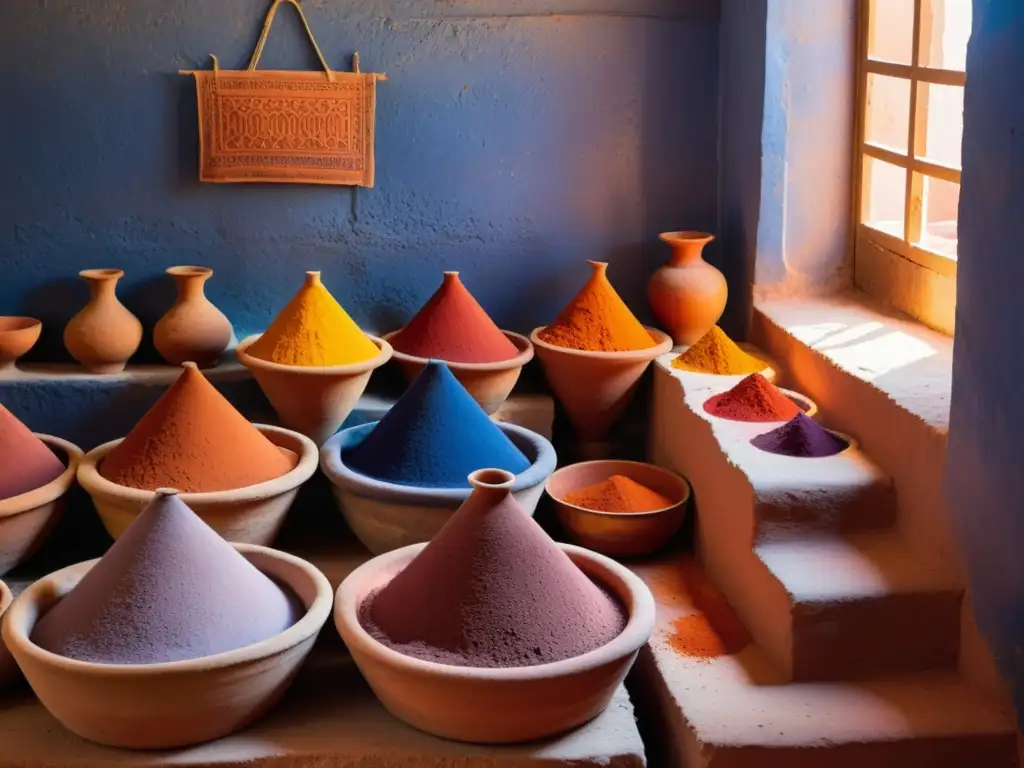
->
[180,0,384,187]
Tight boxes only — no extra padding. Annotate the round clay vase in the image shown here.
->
[63,269,143,374]
[647,232,727,346]
[154,266,233,368]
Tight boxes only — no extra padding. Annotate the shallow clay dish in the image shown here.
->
[77,425,317,545]
[546,460,691,558]
[335,541,655,744]
[0,317,42,371]
[0,434,83,576]
[236,333,393,446]
[1,544,332,749]
[0,580,15,686]
[381,329,534,415]
[320,422,557,555]
[701,386,818,423]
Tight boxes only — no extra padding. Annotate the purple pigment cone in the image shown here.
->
[32,490,302,664]
[750,413,849,458]
[363,468,626,668]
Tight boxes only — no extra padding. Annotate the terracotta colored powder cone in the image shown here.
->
[672,326,766,375]
[364,468,627,668]
[538,261,657,352]
[750,413,849,458]
[246,271,379,367]
[31,490,302,664]
[703,373,801,422]
[563,475,673,514]
[390,272,519,364]
[100,363,294,493]
[0,404,66,501]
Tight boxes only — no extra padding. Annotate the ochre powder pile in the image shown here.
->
[247,271,379,367]
[563,474,673,513]
[703,373,801,422]
[0,404,66,501]
[390,272,519,363]
[101,363,294,492]
[538,261,657,352]
[664,562,750,661]
[672,326,766,375]
[750,413,849,458]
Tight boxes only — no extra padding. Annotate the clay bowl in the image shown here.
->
[381,329,534,415]
[546,460,691,558]
[701,387,819,423]
[0,435,83,577]
[335,541,655,744]
[530,327,674,442]
[0,580,15,686]
[1,544,333,749]
[0,317,42,371]
[77,425,318,545]
[320,422,557,555]
[236,333,393,446]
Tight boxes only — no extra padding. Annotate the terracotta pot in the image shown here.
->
[0,434,83,577]
[0,580,15,687]
[63,269,143,374]
[382,329,534,415]
[154,266,233,368]
[1,544,333,749]
[77,425,318,545]
[648,231,727,346]
[335,539,655,744]
[0,317,42,372]
[236,334,393,447]
[530,326,673,442]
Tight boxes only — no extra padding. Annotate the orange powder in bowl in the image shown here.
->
[562,475,674,514]
[671,326,766,375]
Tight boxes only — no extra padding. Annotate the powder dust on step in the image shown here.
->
[390,272,519,364]
[246,271,379,367]
[562,475,674,514]
[100,363,295,493]
[672,326,767,375]
[32,491,302,664]
[750,413,849,458]
[658,561,749,661]
[362,469,627,668]
[703,373,801,422]
[538,261,657,352]
[0,404,66,501]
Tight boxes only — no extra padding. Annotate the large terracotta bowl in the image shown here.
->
[0,434,83,577]
[77,425,318,545]
[320,422,557,555]
[0,580,15,686]
[1,544,333,749]
[0,317,42,371]
[381,329,534,415]
[335,541,655,744]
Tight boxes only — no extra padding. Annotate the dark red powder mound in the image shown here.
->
[750,413,849,458]
[362,473,627,668]
[704,373,802,422]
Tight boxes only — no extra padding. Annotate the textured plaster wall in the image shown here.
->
[946,0,1024,730]
[0,0,720,363]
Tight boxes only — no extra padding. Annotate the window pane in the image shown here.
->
[921,83,964,169]
[862,156,907,239]
[868,0,915,64]
[865,74,911,152]
[918,175,960,259]
[920,0,972,71]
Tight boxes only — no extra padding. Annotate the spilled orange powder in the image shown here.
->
[671,326,766,375]
[563,475,673,513]
[247,271,379,367]
[538,261,657,352]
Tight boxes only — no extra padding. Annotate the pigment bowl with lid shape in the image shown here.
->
[1,491,334,749]
[546,460,690,558]
[0,316,42,371]
[334,468,655,743]
[236,271,393,445]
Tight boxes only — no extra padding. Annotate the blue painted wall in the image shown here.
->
[946,0,1024,730]
[0,0,720,363]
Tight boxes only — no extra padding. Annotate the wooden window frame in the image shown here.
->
[853,0,964,281]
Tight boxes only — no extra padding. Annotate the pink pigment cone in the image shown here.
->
[0,404,65,501]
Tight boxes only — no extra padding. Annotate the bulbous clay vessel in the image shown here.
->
[647,232,727,346]
[154,266,233,368]
[64,269,143,374]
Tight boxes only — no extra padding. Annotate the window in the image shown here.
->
[854,0,969,296]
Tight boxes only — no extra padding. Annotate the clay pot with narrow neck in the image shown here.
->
[154,266,233,368]
[647,232,727,346]
[63,269,143,374]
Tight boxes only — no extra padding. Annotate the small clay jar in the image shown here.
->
[647,232,727,346]
[64,269,143,374]
[154,266,233,368]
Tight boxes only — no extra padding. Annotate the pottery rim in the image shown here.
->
[749,428,859,458]
[236,334,393,376]
[0,581,11,618]
[76,424,318,505]
[78,268,124,281]
[335,541,655,681]
[529,326,674,360]
[0,317,42,334]
[1,543,333,676]
[658,231,716,245]
[0,435,83,520]
[165,265,214,279]
[381,329,535,372]
[701,387,819,422]
[545,459,691,518]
